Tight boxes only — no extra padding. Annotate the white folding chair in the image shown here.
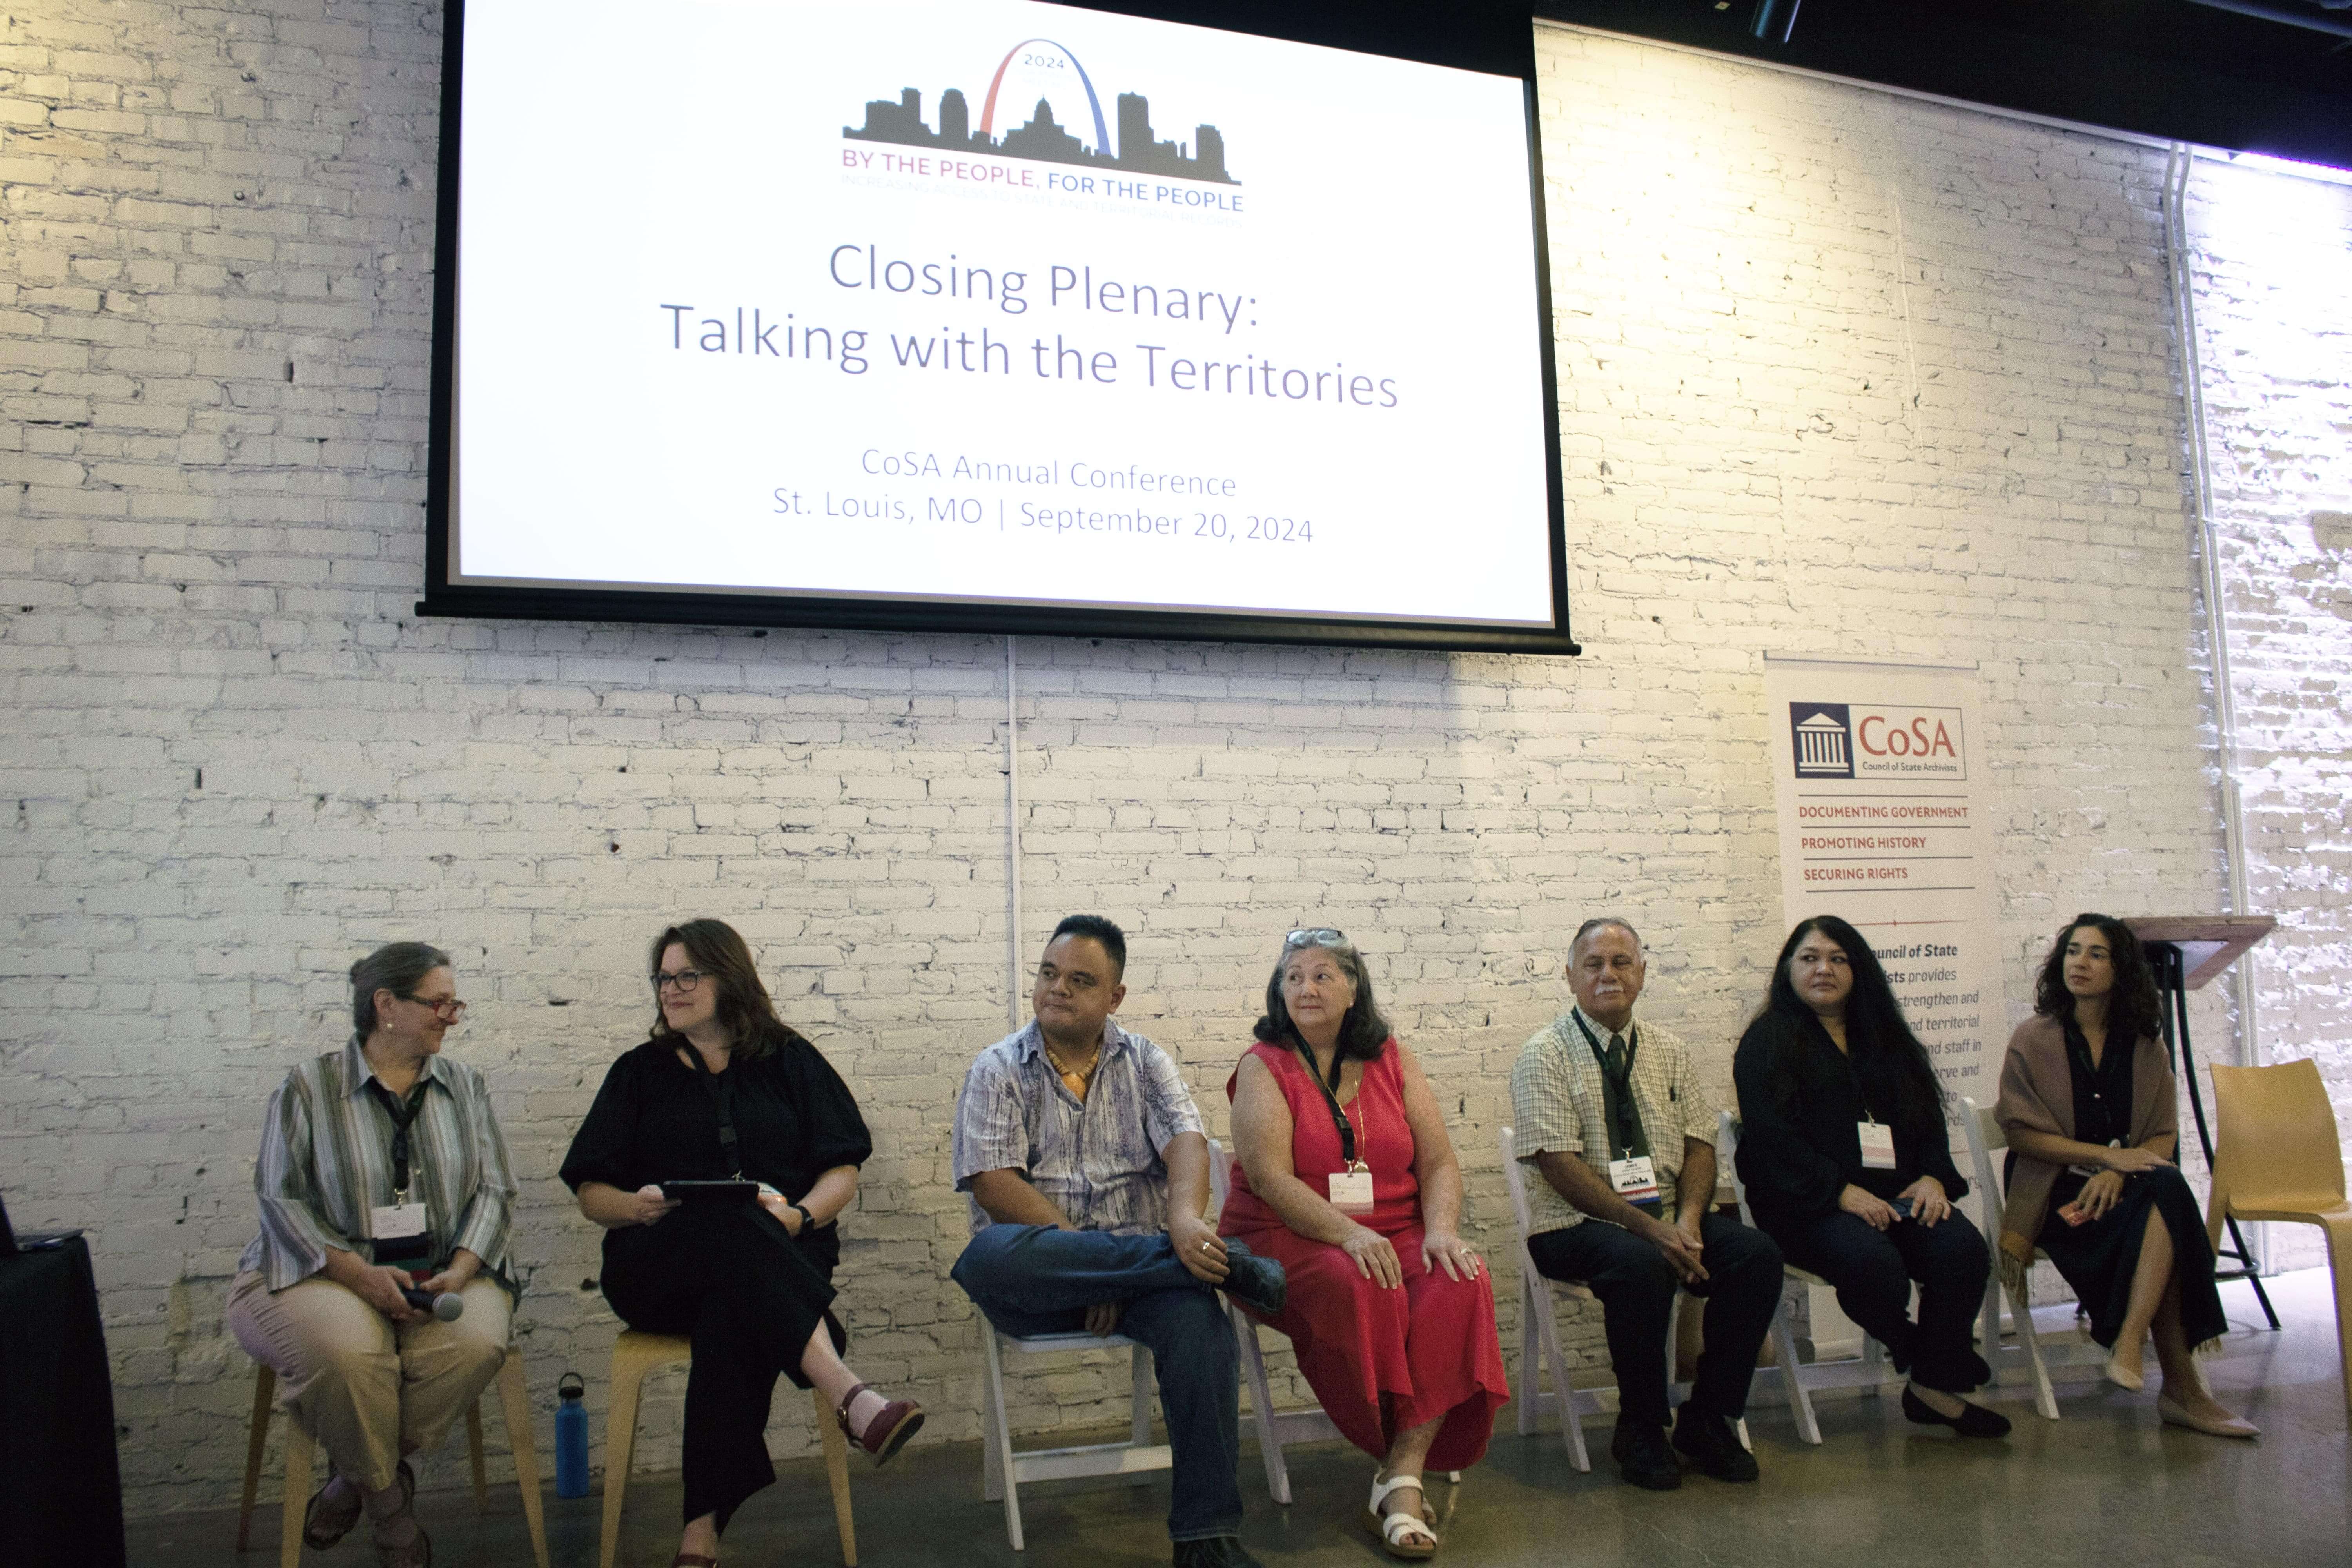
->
[1958,1096,2069,1420]
[1499,1126,1699,1470]
[1718,1111,1904,1437]
[978,1321,1168,1550]
[1206,1140,1341,1503]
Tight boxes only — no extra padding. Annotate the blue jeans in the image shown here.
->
[952,1224,1244,1543]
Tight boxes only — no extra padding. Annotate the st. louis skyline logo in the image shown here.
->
[845,37,1240,186]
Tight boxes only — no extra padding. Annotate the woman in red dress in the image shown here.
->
[1221,929,1507,1561]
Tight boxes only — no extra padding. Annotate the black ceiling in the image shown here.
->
[1074,1,2352,171]
[1541,0,2352,171]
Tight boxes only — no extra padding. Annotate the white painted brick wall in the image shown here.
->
[2181,160,2352,1268]
[0,9,2340,1516]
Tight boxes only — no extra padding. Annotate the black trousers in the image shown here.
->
[1768,1207,1992,1394]
[601,1203,846,1531]
[1525,1213,1784,1426]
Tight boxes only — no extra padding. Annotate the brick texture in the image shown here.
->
[0,9,2342,1515]
[2180,159,2352,1266]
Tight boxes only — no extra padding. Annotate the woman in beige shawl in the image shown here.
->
[1995,914,2254,1437]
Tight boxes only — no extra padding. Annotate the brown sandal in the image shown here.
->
[307,1460,412,1550]
[836,1381,925,1468]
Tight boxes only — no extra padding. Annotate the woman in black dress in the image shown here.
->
[1994,914,2254,1436]
[1732,915,2008,1438]
[563,920,923,1568]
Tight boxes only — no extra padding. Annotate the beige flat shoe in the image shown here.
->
[2103,1357,2145,1392]
[2158,1394,2259,1438]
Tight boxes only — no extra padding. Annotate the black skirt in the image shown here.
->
[2036,1164,2226,1351]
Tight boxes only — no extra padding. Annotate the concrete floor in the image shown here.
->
[133,1270,2348,1568]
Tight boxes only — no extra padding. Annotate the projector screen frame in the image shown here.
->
[418,0,1578,656]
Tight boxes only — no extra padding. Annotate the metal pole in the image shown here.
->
[1004,635,1024,1030]
[2162,147,2265,1100]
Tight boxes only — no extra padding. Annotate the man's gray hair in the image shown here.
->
[1569,917,1643,960]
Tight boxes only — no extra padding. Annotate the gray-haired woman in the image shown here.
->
[226,943,519,1568]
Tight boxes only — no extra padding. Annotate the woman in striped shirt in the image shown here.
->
[227,942,519,1568]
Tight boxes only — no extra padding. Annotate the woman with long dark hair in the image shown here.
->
[562,920,923,1568]
[1221,929,1507,1559]
[1731,916,2008,1438]
[1994,915,2254,1436]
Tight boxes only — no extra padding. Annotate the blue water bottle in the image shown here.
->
[555,1372,589,1499]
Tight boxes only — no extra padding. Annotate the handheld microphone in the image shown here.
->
[401,1286,465,1322]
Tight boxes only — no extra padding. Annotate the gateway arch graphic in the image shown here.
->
[844,38,1239,185]
[976,40,1111,156]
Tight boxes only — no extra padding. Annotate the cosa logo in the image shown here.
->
[1791,702,1967,780]
[1857,713,1956,759]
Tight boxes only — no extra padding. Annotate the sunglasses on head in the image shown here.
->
[1283,927,1350,949]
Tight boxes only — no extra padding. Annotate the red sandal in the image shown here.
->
[836,1382,924,1468]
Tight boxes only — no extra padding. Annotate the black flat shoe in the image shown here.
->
[1220,1240,1287,1318]
[1902,1385,2011,1439]
[1672,1405,1759,1482]
[1173,1535,1265,1568]
[1612,1421,1683,1490]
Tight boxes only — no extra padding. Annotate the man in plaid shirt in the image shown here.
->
[1510,918,1784,1490]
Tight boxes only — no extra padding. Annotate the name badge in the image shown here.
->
[1608,1156,1661,1209]
[368,1199,431,1261]
[1858,1121,1897,1170]
[1327,1165,1376,1215]
[370,1201,426,1240]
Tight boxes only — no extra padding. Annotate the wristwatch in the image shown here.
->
[791,1202,816,1231]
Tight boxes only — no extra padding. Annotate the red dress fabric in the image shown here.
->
[1219,1038,1508,1470]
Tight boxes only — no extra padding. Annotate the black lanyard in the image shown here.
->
[1290,1041,1361,1166]
[1571,1012,1648,1161]
[366,1079,432,1196]
[686,1045,744,1178]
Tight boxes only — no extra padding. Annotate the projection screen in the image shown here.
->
[423,0,1573,652]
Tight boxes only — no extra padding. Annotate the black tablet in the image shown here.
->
[659,1180,761,1203]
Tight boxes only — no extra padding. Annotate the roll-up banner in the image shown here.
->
[1763,658,2008,1111]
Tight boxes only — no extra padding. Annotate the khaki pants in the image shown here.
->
[227,1270,512,1492]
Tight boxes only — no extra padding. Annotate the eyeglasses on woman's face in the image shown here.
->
[399,992,466,1022]
[652,968,706,994]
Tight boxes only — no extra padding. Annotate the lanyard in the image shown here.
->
[365,1079,432,1196]
[1571,1012,1648,1160]
[1290,1041,1362,1167]
[686,1045,745,1179]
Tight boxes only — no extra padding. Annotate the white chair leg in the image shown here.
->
[1235,1309,1293,1506]
[1666,1291,1685,1400]
[980,1332,1025,1550]
[1530,1277,1588,1473]
[2009,1279,2060,1420]
[1128,1345,1156,1488]
[1774,1290,1822,1445]
[1515,1274,1539,1439]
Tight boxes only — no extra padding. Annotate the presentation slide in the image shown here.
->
[448,0,1559,633]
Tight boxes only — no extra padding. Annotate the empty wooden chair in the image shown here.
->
[2208,1059,2352,1410]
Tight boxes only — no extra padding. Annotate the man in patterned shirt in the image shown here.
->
[951,914,1285,1568]
[1510,918,1784,1490]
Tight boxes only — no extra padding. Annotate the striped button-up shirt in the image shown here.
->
[239,1036,519,1293]
[952,1020,1204,1236]
[1510,1008,1717,1237]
